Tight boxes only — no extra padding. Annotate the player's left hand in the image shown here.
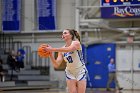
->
[42,44,52,52]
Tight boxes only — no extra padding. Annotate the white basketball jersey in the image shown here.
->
[63,45,85,71]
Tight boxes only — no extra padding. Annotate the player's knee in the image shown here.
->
[69,89,77,93]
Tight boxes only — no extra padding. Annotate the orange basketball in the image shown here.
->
[37,44,50,58]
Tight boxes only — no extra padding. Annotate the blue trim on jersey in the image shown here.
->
[77,50,85,65]
[65,71,71,80]
[79,68,87,81]
[79,74,86,81]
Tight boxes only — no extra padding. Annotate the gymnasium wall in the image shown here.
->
[0,0,75,88]
[22,0,75,31]
[1,0,140,89]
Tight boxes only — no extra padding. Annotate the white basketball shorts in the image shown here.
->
[65,66,88,81]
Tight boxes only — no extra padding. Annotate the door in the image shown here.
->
[86,43,116,88]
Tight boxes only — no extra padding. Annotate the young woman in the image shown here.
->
[43,29,87,93]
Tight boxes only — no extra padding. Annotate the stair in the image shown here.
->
[0,48,59,90]
[28,81,58,87]
[8,70,41,75]
[0,81,15,87]
[18,75,49,81]
[1,68,58,90]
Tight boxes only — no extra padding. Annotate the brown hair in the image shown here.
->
[66,29,81,42]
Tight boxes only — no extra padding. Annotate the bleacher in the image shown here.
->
[0,32,58,90]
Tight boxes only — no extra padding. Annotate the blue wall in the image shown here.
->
[84,43,116,88]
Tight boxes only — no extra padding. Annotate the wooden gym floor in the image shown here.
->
[0,88,140,93]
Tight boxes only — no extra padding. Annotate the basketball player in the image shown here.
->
[43,29,87,93]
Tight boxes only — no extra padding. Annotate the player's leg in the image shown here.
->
[77,80,86,93]
[65,69,77,93]
[66,79,77,93]
[76,67,87,93]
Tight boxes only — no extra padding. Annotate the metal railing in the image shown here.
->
[0,32,14,52]
[31,51,50,68]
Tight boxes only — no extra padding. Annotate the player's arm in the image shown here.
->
[49,52,63,68]
[47,41,80,52]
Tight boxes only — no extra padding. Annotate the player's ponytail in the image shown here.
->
[66,29,81,42]
[73,30,80,42]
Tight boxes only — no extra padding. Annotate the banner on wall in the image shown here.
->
[101,0,140,18]
[101,0,140,6]
[37,0,56,30]
[101,6,140,18]
[2,0,21,32]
